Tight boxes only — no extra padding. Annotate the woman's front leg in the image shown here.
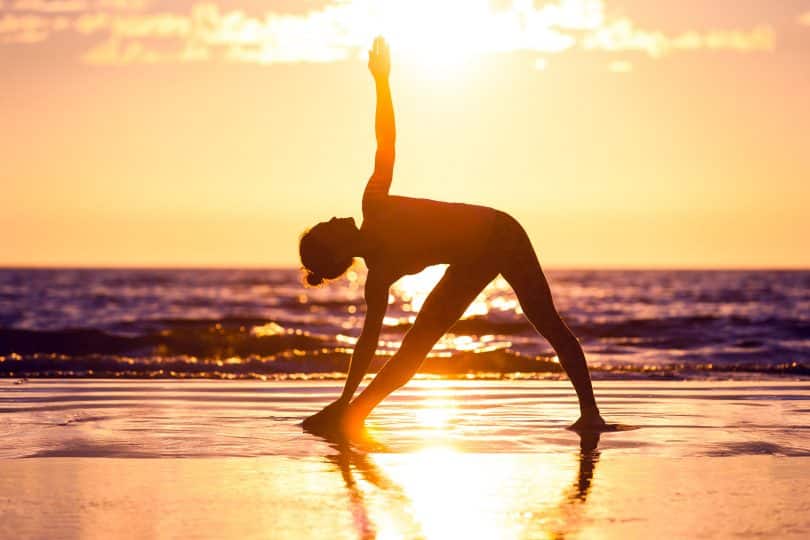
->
[344,264,497,432]
[342,329,435,432]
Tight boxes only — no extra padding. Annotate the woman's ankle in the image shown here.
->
[580,403,600,417]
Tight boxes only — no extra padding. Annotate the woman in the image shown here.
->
[301,37,606,436]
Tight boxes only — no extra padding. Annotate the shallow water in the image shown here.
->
[2,379,808,458]
[2,379,810,539]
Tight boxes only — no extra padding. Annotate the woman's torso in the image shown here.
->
[361,195,499,280]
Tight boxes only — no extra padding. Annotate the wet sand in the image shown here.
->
[1,379,809,538]
[3,455,809,539]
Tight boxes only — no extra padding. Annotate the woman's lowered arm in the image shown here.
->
[302,274,388,431]
[339,274,389,402]
[364,36,396,204]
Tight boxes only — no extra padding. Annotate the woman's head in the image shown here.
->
[299,217,358,287]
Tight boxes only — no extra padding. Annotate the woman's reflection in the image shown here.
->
[325,440,424,539]
[321,431,602,539]
[572,431,601,502]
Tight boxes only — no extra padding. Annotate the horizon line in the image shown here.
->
[1,264,808,272]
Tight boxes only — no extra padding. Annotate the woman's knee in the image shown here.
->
[543,319,580,352]
[500,248,550,304]
[519,288,559,328]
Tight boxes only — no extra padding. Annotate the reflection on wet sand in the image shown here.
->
[3,380,808,539]
[327,443,422,539]
[322,431,602,540]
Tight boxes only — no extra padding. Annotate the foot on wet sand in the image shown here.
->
[568,409,640,433]
[568,415,639,433]
[302,407,375,447]
[303,420,384,453]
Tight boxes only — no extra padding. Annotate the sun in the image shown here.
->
[373,0,495,74]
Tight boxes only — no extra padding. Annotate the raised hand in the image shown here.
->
[368,36,390,81]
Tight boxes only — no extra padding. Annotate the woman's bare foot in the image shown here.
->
[302,400,369,443]
[339,405,367,440]
[302,399,348,434]
[569,407,608,432]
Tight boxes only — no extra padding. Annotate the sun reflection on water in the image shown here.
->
[385,265,521,356]
[391,266,517,316]
[348,448,586,540]
[414,398,458,430]
[321,381,604,539]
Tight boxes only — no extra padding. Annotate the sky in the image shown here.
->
[2,0,809,268]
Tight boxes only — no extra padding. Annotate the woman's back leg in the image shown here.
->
[499,218,599,414]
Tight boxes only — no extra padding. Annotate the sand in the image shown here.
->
[1,379,809,538]
[3,455,809,539]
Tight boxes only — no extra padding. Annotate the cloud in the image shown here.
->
[0,0,150,43]
[11,0,87,13]
[799,11,810,26]
[82,37,155,63]
[81,36,207,64]
[79,3,362,64]
[0,13,70,42]
[10,0,147,11]
[96,0,148,9]
[583,19,774,57]
[74,0,588,65]
[0,0,780,65]
[106,12,190,38]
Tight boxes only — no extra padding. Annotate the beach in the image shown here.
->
[2,379,809,538]
[5,0,810,536]
[1,269,809,537]
[5,455,809,539]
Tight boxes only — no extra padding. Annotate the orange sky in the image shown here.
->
[2,0,809,268]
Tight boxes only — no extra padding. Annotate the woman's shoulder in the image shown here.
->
[362,191,390,219]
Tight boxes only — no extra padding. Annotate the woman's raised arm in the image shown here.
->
[364,36,396,207]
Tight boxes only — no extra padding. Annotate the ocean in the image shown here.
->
[1,268,808,379]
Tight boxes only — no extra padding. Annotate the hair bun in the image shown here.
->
[305,271,324,287]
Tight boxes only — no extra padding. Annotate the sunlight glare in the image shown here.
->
[372,450,578,539]
[376,0,492,74]
[415,398,458,429]
[391,265,495,318]
[358,0,597,76]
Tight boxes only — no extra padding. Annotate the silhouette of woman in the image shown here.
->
[301,37,606,435]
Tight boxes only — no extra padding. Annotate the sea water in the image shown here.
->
[1,268,808,378]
